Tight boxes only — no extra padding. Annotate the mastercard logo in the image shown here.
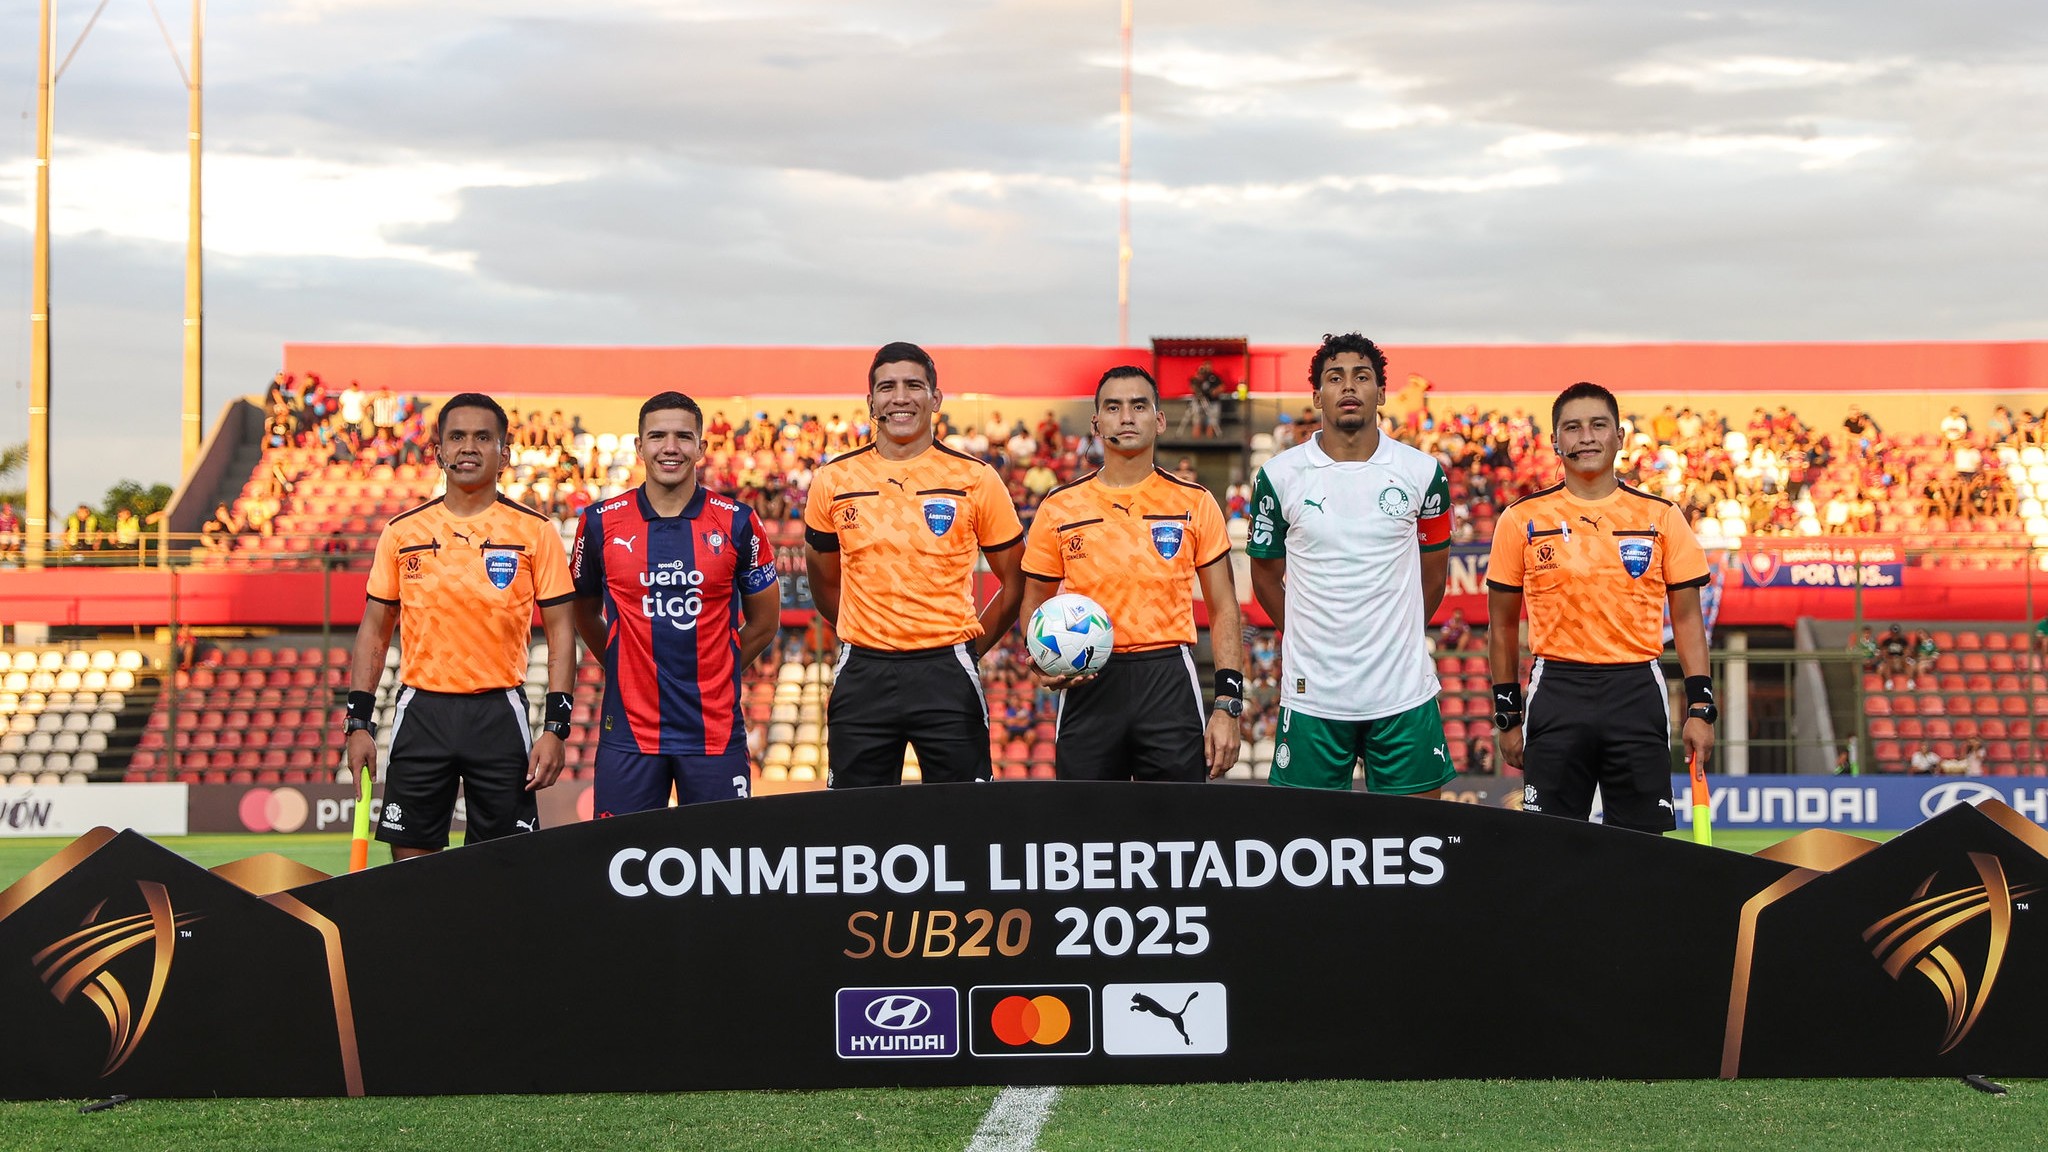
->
[238,787,311,833]
[969,984,1093,1057]
[989,994,1071,1047]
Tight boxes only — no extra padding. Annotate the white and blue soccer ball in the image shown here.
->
[1027,593,1115,677]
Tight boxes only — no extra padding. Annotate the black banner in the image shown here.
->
[1,784,2044,1098]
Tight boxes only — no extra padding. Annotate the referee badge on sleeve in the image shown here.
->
[1617,538,1654,579]
[484,548,520,590]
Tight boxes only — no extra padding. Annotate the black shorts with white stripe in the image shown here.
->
[1521,658,1676,832]
[1054,646,1207,783]
[826,644,992,788]
[377,686,539,849]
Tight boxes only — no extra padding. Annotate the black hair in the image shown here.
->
[1550,382,1620,432]
[639,391,704,435]
[869,342,938,391]
[1094,365,1159,405]
[436,392,509,442]
[1309,332,1387,389]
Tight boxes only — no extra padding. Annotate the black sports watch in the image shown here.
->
[1211,696,1244,718]
[1687,703,1720,725]
[344,717,377,738]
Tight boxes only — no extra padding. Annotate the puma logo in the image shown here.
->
[886,478,906,491]
[1433,746,1448,762]
[451,528,472,545]
[1129,991,1199,1046]
[514,818,536,833]
[1111,501,1131,515]
[612,535,637,553]
[1579,515,1603,529]
[1302,498,1326,512]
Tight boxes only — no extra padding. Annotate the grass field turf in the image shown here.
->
[14,827,2021,1152]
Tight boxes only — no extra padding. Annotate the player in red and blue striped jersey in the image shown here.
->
[571,392,781,815]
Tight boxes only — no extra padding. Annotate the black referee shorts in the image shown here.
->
[377,686,539,849]
[1522,658,1676,833]
[827,644,992,788]
[1055,646,1207,783]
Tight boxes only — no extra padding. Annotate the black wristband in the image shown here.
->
[346,690,377,725]
[1213,669,1245,700]
[545,691,573,728]
[1684,676,1714,707]
[1493,683,1524,715]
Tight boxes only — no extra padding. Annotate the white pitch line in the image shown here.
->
[965,1085,1060,1152]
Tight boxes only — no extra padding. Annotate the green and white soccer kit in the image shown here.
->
[1247,432,1455,794]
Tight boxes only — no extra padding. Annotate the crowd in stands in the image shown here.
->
[1366,396,2048,545]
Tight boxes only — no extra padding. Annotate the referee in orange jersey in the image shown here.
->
[1021,367,1245,781]
[1486,382,1716,833]
[803,342,1027,787]
[344,393,580,858]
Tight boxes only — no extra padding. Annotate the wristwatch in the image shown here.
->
[1211,696,1244,718]
[344,717,377,737]
[1687,703,1720,725]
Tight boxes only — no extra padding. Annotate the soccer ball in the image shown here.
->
[1027,594,1115,677]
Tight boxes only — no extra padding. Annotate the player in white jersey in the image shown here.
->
[1247,333,1456,796]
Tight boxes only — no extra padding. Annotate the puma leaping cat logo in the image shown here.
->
[1129,991,1199,1046]
[1302,497,1327,512]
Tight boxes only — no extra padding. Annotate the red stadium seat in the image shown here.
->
[1937,674,1966,693]
[1895,718,1923,740]
[1950,718,1978,739]
[1028,764,1056,780]
[1865,696,1892,715]
[223,648,250,667]
[1949,631,1974,650]
[1923,718,1951,739]
[1868,718,1896,739]
[2003,696,2031,717]
[1974,696,2002,716]
[1961,653,1989,673]
[1439,696,1465,717]
[1984,632,2011,652]
[1966,675,1995,693]
[1990,653,2017,673]
[1934,654,1961,673]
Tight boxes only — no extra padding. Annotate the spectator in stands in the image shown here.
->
[1850,626,1879,672]
[320,529,350,565]
[1036,410,1063,456]
[1909,741,1941,774]
[372,386,401,437]
[201,502,242,552]
[62,503,100,553]
[1438,607,1471,652]
[111,507,141,551]
[1879,624,1912,690]
[1843,404,1881,451]
[1988,406,2014,446]
[2033,614,2048,661]
[338,380,369,438]
[0,501,20,561]
[1023,457,1058,502]
[1940,736,1986,776]
[1466,738,1496,776]
[706,410,734,452]
[1834,746,1855,775]
[1911,629,1939,682]
[1173,456,1199,484]
[1940,406,1970,442]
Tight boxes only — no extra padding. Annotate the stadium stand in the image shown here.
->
[0,647,152,784]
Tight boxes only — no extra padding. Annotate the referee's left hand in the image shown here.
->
[1204,713,1240,779]
[1682,716,1714,772]
[526,732,566,791]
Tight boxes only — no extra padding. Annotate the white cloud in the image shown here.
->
[0,146,570,268]
[1617,54,1908,92]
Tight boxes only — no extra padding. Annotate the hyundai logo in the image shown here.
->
[864,995,932,1031]
[1920,781,2003,820]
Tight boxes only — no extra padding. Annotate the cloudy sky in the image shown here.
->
[1,0,2044,507]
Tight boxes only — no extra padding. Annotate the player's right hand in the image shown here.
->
[1495,726,1525,770]
[1030,668,1093,692]
[343,729,378,783]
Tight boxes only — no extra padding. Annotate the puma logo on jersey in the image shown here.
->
[886,478,906,491]
[1302,498,1327,512]
[451,528,472,545]
[612,535,638,553]
[1129,991,1199,1046]
[1111,501,1131,515]
[1579,515,1603,529]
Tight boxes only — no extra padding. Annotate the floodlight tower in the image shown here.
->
[1117,0,1132,348]
[27,0,54,567]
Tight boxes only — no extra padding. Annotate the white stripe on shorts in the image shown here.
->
[951,642,989,724]
[507,688,533,753]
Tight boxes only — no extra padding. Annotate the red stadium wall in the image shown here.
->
[284,340,2048,399]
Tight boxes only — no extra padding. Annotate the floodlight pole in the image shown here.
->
[181,0,204,474]
[1117,0,1132,348]
[28,0,55,568]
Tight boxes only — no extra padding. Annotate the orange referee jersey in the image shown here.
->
[1022,468,1230,651]
[803,443,1024,651]
[1486,482,1708,663]
[366,496,577,693]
